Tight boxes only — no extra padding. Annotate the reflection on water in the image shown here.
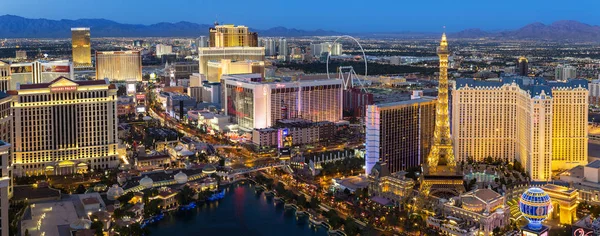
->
[148,183,328,236]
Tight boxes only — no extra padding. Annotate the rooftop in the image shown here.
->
[372,96,436,108]
[456,76,587,98]
[17,76,108,90]
[586,160,600,169]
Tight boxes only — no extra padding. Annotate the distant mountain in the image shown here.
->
[452,20,600,41]
[450,28,492,38]
[0,15,342,38]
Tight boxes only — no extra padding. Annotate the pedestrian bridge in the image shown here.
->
[227,162,292,177]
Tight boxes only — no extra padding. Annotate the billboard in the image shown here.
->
[127,84,136,94]
[11,66,32,73]
[43,65,70,73]
[136,106,146,113]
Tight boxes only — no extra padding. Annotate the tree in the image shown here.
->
[74,184,87,194]
[90,221,104,236]
[197,190,212,201]
[117,85,127,96]
[465,178,477,191]
[309,198,320,209]
[343,217,360,236]
[493,227,501,236]
[297,195,307,208]
[177,185,195,205]
[513,160,524,173]
[117,192,135,204]
[115,222,149,236]
[144,199,162,218]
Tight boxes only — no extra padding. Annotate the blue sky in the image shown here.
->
[1,0,599,32]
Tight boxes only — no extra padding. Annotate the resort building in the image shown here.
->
[9,60,74,90]
[252,119,335,149]
[198,47,265,83]
[0,141,10,236]
[222,74,343,131]
[149,187,178,209]
[71,28,92,68]
[365,92,436,174]
[96,51,142,82]
[368,162,415,206]
[440,188,509,236]
[209,24,258,48]
[0,61,10,92]
[8,77,120,176]
[453,77,588,181]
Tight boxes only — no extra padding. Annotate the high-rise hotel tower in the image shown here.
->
[453,77,588,181]
[365,92,436,175]
[0,91,11,236]
[96,51,142,82]
[8,77,120,176]
[71,28,92,68]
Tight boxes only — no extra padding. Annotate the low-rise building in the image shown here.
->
[135,153,171,170]
[440,188,509,236]
[368,162,415,205]
[150,187,178,209]
[252,119,335,149]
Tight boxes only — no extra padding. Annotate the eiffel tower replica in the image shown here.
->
[421,33,464,198]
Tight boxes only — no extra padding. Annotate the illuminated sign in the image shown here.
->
[135,94,146,100]
[50,86,77,92]
[127,84,136,94]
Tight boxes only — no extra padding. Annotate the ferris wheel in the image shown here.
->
[325,35,368,92]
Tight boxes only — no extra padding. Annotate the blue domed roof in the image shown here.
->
[519,187,552,230]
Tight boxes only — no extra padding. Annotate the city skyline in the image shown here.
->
[1,0,600,32]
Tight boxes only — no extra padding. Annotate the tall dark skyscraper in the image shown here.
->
[365,95,436,174]
[518,56,528,76]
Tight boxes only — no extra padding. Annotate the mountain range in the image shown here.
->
[451,20,600,41]
[0,15,340,38]
[1,15,600,41]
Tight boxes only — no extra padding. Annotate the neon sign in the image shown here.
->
[50,86,77,92]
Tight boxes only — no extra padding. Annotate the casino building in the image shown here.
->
[8,77,120,176]
[453,77,588,181]
[96,51,142,82]
[222,74,343,131]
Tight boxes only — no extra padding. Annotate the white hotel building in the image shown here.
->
[8,77,120,176]
[222,74,343,131]
[453,77,588,181]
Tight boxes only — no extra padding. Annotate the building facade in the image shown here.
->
[0,141,9,236]
[453,77,588,181]
[222,74,343,131]
[155,44,173,58]
[439,189,510,236]
[71,28,92,68]
[198,47,265,82]
[555,64,577,81]
[518,56,528,76]
[590,80,600,106]
[0,92,12,201]
[96,51,142,82]
[9,60,74,90]
[209,24,258,48]
[365,96,436,175]
[9,77,120,176]
[252,119,335,148]
[368,163,415,205]
[0,61,8,92]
